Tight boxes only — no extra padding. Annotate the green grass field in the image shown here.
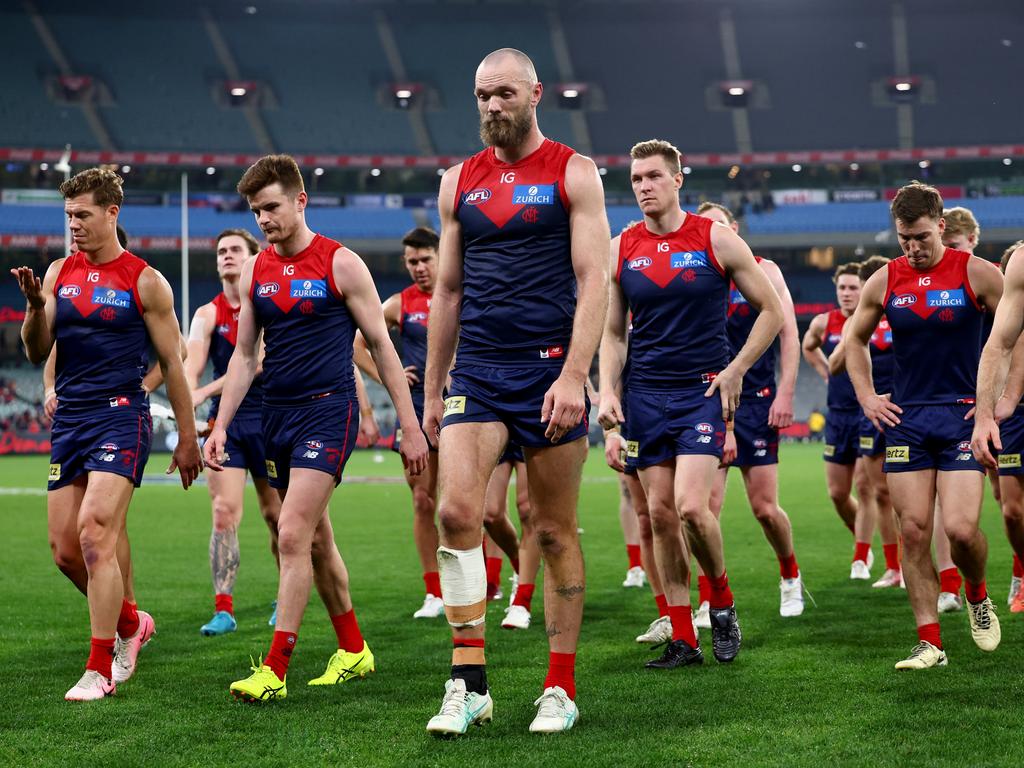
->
[1,444,1020,767]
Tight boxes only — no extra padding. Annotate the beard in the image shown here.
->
[479,105,533,149]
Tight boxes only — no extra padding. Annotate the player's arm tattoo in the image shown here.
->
[210,527,240,595]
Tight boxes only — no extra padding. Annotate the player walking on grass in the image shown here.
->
[697,202,804,619]
[12,168,202,701]
[973,239,1024,613]
[422,48,609,735]
[599,139,783,671]
[204,155,427,702]
[803,264,881,579]
[353,227,447,619]
[847,182,1002,670]
[186,228,282,635]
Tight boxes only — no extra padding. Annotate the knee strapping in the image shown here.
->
[437,545,486,627]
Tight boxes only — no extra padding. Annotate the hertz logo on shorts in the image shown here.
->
[823,445,836,457]
[626,440,639,458]
[859,437,874,450]
[443,396,466,416]
[999,453,1022,469]
[265,460,278,479]
[48,463,61,481]
[886,446,910,463]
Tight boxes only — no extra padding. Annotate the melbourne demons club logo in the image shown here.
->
[100,307,117,321]
[736,303,750,316]
[299,300,315,315]
[521,206,539,224]
[682,269,697,283]
[938,309,955,322]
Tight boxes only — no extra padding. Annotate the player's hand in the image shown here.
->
[994,395,1016,424]
[44,392,58,419]
[597,393,624,431]
[404,365,420,387]
[971,414,1001,469]
[167,434,203,489]
[542,371,587,443]
[202,425,228,471]
[861,392,902,431]
[705,367,743,423]
[359,410,381,447]
[604,431,626,472]
[720,429,737,467]
[399,426,428,476]
[768,390,794,429]
[196,419,212,438]
[191,386,208,408]
[10,267,46,310]
[422,394,444,449]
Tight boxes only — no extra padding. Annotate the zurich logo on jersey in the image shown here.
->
[891,294,917,308]
[59,285,81,298]
[729,289,747,305]
[257,282,280,297]
[627,256,652,271]
[927,289,965,307]
[464,188,491,205]
[92,287,131,308]
[671,251,708,269]
[291,279,327,298]
[512,184,554,205]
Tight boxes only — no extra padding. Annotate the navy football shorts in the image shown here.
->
[883,403,981,474]
[622,385,725,471]
[858,413,885,458]
[49,395,152,490]
[217,411,268,479]
[997,410,1024,477]
[499,441,525,465]
[732,397,779,467]
[824,408,860,465]
[441,364,589,448]
[262,393,359,489]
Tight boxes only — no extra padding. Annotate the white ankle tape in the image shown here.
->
[437,545,487,627]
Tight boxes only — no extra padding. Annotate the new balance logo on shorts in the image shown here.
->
[886,446,910,463]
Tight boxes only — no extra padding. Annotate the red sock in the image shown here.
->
[708,571,734,610]
[215,593,234,615]
[265,630,297,679]
[964,579,988,604]
[512,583,535,611]
[917,622,942,649]
[330,609,365,653]
[86,637,115,679]
[939,567,962,595]
[543,651,576,700]
[511,557,520,575]
[668,604,698,647]
[654,593,669,618]
[626,544,642,570]
[778,553,799,580]
[883,543,900,571]
[1014,555,1024,579]
[117,599,139,638]
[486,557,502,591]
[853,541,871,564]
[423,571,442,598]
[697,575,711,606]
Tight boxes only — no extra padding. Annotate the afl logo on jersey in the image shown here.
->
[891,294,917,308]
[306,440,323,450]
[627,257,652,271]
[59,285,81,298]
[257,282,280,297]
[695,423,715,435]
[464,188,491,205]
[407,311,428,323]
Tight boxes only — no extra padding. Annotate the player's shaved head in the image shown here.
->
[478,48,538,86]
